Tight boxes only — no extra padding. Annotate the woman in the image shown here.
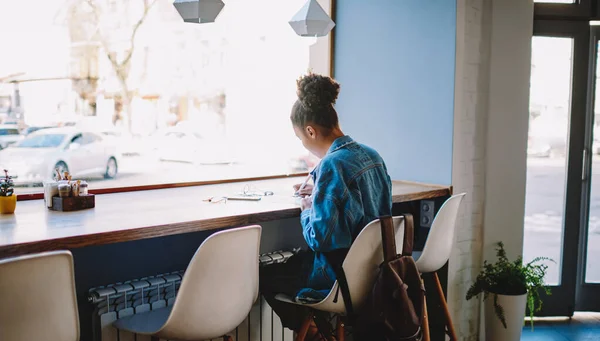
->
[260,73,392,338]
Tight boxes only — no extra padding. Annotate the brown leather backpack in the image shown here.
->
[352,214,426,341]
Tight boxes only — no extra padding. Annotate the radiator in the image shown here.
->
[88,250,298,341]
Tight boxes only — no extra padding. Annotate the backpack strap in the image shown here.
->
[402,213,414,256]
[334,262,355,323]
[323,249,355,324]
[381,214,414,257]
[380,216,397,261]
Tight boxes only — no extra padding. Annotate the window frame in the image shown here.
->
[15,0,337,201]
[535,0,595,20]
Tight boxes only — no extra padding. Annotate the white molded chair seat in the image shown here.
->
[113,306,172,334]
[275,216,406,315]
[0,251,80,341]
[112,225,262,341]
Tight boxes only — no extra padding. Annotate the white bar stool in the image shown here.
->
[112,225,262,341]
[275,217,407,341]
[0,250,80,341]
[415,193,466,341]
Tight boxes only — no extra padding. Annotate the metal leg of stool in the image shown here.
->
[422,279,431,341]
[336,317,345,341]
[433,272,458,340]
[296,314,313,341]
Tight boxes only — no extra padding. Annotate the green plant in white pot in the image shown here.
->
[466,242,552,341]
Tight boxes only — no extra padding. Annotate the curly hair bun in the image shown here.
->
[296,73,340,109]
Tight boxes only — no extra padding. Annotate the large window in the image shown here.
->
[0,0,326,195]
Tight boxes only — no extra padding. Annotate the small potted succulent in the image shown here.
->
[466,242,552,341]
[0,169,16,214]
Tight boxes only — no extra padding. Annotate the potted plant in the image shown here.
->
[0,169,16,214]
[466,242,552,341]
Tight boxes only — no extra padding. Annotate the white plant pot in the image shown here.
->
[484,293,527,341]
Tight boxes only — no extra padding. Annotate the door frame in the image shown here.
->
[575,25,600,311]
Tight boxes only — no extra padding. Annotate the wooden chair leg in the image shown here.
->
[296,314,313,341]
[336,317,345,341]
[433,272,458,341]
[422,279,431,341]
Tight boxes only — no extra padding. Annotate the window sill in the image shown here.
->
[15,173,307,201]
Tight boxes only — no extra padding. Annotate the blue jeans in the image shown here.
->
[259,250,333,333]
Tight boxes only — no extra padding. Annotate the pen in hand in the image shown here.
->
[294,173,312,197]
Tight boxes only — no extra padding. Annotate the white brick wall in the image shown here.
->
[448,0,491,340]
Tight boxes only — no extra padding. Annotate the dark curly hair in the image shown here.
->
[291,73,340,134]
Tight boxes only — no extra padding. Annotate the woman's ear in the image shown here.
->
[306,125,317,138]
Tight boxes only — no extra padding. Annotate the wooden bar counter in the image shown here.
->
[0,176,451,258]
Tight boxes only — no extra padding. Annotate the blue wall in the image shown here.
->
[334,0,456,185]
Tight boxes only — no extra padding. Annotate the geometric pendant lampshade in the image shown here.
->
[289,0,335,37]
[173,0,224,24]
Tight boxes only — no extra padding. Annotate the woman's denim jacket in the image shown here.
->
[296,135,393,302]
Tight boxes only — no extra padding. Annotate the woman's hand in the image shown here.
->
[293,183,314,197]
[300,195,313,211]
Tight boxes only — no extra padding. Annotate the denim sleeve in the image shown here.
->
[300,193,346,252]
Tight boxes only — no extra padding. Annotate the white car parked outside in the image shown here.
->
[0,127,120,184]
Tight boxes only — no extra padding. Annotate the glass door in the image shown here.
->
[523,20,591,316]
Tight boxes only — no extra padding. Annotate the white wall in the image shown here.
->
[483,0,533,262]
[449,1,533,339]
[448,0,490,339]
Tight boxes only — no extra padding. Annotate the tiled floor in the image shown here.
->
[521,313,600,341]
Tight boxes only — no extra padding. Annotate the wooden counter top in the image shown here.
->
[0,177,451,258]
